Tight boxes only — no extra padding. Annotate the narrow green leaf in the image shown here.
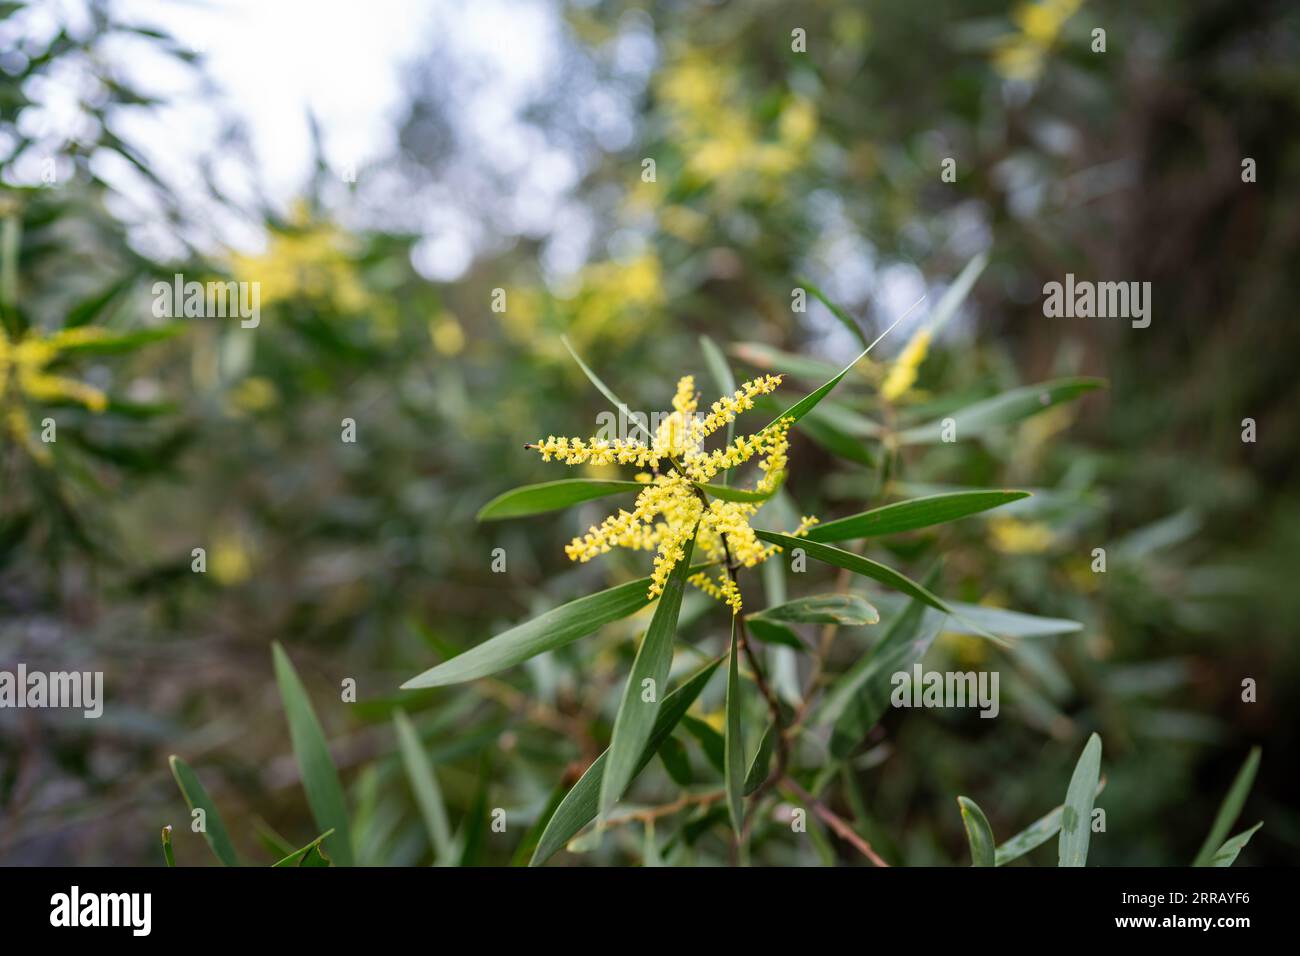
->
[957,796,996,866]
[1058,733,1103,867]
[272,642,354,867]
[807,491,1031,542]
[530,658,722,866]
[457,756,491,866]
[477,479,643,521]
[798,277,869,348]
[65,274,137,328]
[681,714,725,772]
[1211,822,1263,867]
[658,735,694,786]
[271,828,336,867]
[599,532,697,817]
[753,593,879,626]
[724,619,746,836]
[730,341,842,382]
[939,601,1082,639]
[160,825,175,867]
[745,618,807,650]
[760,294,926,434]
[994,778,1106,866]
[898,378,1105,444]
[510,782,568,867]
[560,334,652,441]
[925,251,988,337]
[695,477,782,503]
[754,531,952,615]
[394,710,454,863]
[743,723,775,796]
[796,413,876,467]
[402,574,658,688]
[1192,747,1261,867]
[168,755,241,867]
[825,605,947,757]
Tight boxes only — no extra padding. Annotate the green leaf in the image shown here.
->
[807,491,1031,542]
[743,723,775,796]
[938,601,1082,639]
[681,714,726,772]
[924,251,988,337]
[271,829,336,867]
[457,756,491,866]
[957,796,996,867]
[898,378,1105,444]
[530,658,722,866]
[658,734,694,786]
[1211,822,1263,867]
[394,710,454,864]
[796,413,877,467]
[560,334,652,441]
[724,619,746,836]
[55,323,183,356]
[65,274,137,328]
[745,617,807,650]
[510,783,568,867]
[730,341,842,382]
[753,594,879,626]
[272,642,354,867]
[168,755,241,867]
[1192,747,1261,867]
[994,778,1106,866]
[760,295,926,434]
[160,825,175,867]
[754,531,953,615]
[402,574,659,689]
[600,532,697,817]
[1058,733,1103,867]
[825,604,947,757]
[477,479,643,521]
[695,477,782,503]
[798,278,869,348]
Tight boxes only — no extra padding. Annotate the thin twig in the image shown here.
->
[782,777,889,867]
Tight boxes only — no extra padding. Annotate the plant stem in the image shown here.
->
[782,778,889,867]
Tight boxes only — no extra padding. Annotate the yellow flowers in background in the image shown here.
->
[880,328,933,402]
[656,49,818,200]
[993,0,1084,82]
[529,373,817,612]
[0,325,112,459]
[988,515,1056,554]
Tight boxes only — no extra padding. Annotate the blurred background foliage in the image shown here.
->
[0,0,1297,865]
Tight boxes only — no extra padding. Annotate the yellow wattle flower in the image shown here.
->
[531,373,817,611]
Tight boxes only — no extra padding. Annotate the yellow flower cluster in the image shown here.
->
[535,374,818,611]
[880,328,932,402]
[992,0,1083,82]
[0,325,111,457]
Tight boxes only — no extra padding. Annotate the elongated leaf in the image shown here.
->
[724,620,746,836]
[682,714,726,772]
[753,593,879,626]
[730,341,842,382]
[798,277,869,347]
[160,825,175,867]
[741,723,775,797]
[599,532,697,817]
[1192,747,1261,867]
[510,782,568,867]
[797,413,877,467]
[995,778,1106,866]
[807,491,1031,542]
[478,479,643,521]
[826,606,947,757]
[898,378,1105,444]
[66,274,137,328]
[958,796,996,866]
[1211,822,1263,867]
[925,251,988,336]
[939,602,1082,639]
[760,295,925,434]
[394,710,454,863]
[402,574,658,688]
[272,642,354,867]
[754,531,952,615]
[1058,733,1102,867]
[745,618,807,650]
[168,755,241,867]
[271,828,335,867]
[696,478,782,503]
[560,335,652,441]
[530,658,722,866]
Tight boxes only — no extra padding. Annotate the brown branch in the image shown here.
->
[782,777,889,867]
